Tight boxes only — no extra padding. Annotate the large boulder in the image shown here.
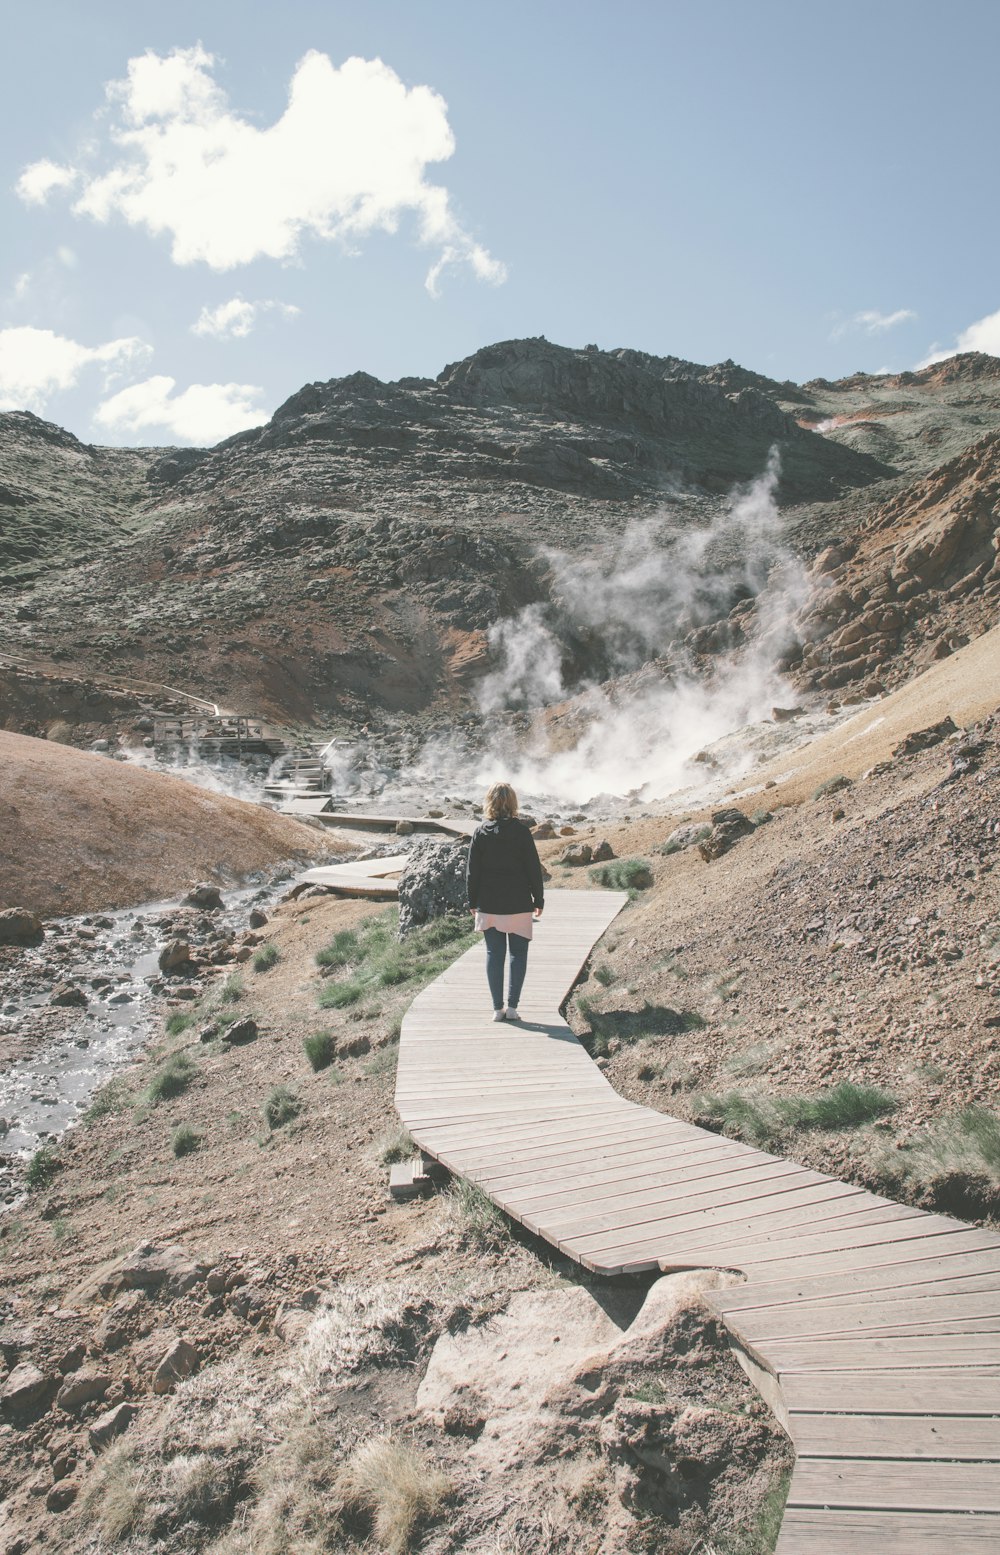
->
[0,908,44,946]
[397,839,469,936]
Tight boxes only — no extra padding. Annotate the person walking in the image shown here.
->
[467,782,544,1022]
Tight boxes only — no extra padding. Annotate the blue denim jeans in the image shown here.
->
[484,927,529,1010]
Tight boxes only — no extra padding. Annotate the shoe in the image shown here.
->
[506,1006,521,1021]
[492,1008,507,1022]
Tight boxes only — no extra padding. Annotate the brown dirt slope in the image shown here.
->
[0,732,336,915]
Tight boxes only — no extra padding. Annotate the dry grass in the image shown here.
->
[336,1434,451,1554]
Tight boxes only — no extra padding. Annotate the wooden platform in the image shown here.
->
[295,854,412,899]
[394,888,1000,1553]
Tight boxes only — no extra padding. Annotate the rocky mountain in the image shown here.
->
[1,337,999,736]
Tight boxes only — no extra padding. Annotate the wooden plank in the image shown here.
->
[781,1367,1000,1415]
[776,1508,1000,1553]
[708,1254,1000,1316]
[787,1458,1000,1513]
[764,1334,1000,1372]
[730,1290,1000,1344]
[789,1412,1000,1461]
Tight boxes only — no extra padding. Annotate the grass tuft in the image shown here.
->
[447,1177,511,1251]
[364,1042,399,1077]
[264,1085,302,1130]
[813,774,851,800]
[165,1011,194,1037]
[303,1030,336,1072]
[779,1081,897,1131]
[336,1435,451,1555]
[219,973,244,1004]
[84,1076,131,1122]
[171,1124,201,1158]
[317,911,474,1010]
[589,857,653,890]
[252,943,280,972]
[25,1144,60,1191]
[378,1126,417,1165]
[145,1053,198,1105]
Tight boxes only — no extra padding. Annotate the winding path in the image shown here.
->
[395,887,1000,1553]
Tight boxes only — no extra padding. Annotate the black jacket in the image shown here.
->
[467,818,544,915]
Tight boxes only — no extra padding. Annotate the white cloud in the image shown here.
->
[16,158,78,205]
[854,308,916,333]
[191,295,300,339]
[94,374,267,444]
[832,307,916,340]
[917,307,1000,369]
[0,326,148,412]
[22,45,506,293]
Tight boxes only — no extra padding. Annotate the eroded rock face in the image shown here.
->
[417,1270,790,1544]
[397,839,468,935]
[792,431,1000,693]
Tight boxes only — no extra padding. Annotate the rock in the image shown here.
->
[531,820,556,839]
[1,1362,50,1414]
[771,705,803,722]
[893,716,959,757]
[89,1401,137,1449]
[158,938,193,973]
[248,908,269,929]
[152,1337,200,1394]
[99,1241,208,1299]
[591,840,616,862]
[199,1024,219,1043]
[56,1344,86,1375]
[223,1016,259,1045]
[183,883,223,910]
[558,842,593,866]
[273,1304,313,1343]
[46,1479,79,1513]
[661,822,711,855]
[50,983,87,1007]
[397,838,469,936]
[55,1366,110,1413]
[697,808,754,861]
[395,819,414,836]
[0,909,44,946]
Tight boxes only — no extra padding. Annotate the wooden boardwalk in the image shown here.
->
[395,888,1000,1553]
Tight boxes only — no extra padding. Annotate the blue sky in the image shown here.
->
[2,0,998,445]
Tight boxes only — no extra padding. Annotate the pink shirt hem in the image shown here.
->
[474,910,534,939]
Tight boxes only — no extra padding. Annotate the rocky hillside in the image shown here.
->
[1,338,998,733]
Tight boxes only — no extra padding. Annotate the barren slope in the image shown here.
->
[0,732,336,915]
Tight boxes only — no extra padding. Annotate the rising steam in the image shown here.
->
[466,446,809,806]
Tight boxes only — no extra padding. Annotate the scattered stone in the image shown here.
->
[55,1366,110,1413]
[697,809,754,862]
[152,1337,200,1394]
[50,983,87,1008]
[56,1344,86,1376]
[531,820,557,839]
[395,819,414,835]
[1,1362,50,1414]
[99,1241,208,1299]
[184,883,223,910]
[771,705,803,722]
[248,908,269,929]
[46,1480,79,1513]
[558,843,593,866]
[591,840,616,862]
[0,909,44,946]
[893,715,959,757]
[199,1023,219,1043]
[158,939,193,973]
[89,1401,137,1449]
[224,1016,259,1046]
